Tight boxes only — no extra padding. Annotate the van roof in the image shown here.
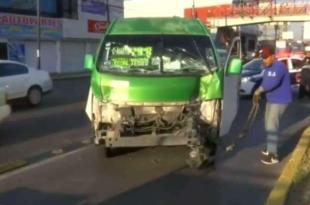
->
[107,17,210,36]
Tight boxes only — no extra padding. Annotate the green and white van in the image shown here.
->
[84,17,242,167]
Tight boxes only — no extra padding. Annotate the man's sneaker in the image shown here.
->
[261,153,279,165]
[261,148,269,156]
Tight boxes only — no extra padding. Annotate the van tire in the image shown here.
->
[27,86,42,106]
[104,146,114,158]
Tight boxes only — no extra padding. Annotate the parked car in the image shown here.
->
[0,87,10,122]
[0,60,53,106]
[299,61,310,99]
[240,57,303,96]
[278,56,303,85]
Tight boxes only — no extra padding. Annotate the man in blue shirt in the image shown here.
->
[254,46,292,165]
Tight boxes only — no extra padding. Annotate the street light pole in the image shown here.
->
[106,0,110,23]
[36,0,41,70]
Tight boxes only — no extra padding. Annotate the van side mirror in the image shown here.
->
[226,58,242,76]
[84,54,94,71]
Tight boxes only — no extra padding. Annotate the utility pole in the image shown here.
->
[274,0,277,15]
[106,0,110,23]
[274,24,279,48]
[191,0,196,18]
[36,0,41,70]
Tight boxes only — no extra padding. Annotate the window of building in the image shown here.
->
[0,0,62,17]
[0,43,8,60]
[61,0,78,19]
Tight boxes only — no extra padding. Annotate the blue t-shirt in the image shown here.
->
[261,60,292,104]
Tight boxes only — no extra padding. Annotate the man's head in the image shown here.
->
[260,46,274,68]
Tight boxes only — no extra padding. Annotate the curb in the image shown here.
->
[265,119,310,205]
[51,73,90,80]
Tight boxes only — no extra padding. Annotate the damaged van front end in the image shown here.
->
[85,17,241,168]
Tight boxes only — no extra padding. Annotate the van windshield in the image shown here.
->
[97,35,217,75]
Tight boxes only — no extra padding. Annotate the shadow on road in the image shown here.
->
[96,165,273,205]
[220,97,310,162]
[0,78,92,147]
[0,107,90,146]
[0,188,86,205]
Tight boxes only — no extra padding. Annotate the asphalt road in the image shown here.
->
[0,78,92,164]
[0,79,309,205]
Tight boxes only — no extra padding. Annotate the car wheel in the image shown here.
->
[28,86,42,106]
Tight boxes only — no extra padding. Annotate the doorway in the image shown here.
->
[0,43,8,60]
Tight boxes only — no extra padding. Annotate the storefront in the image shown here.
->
[0,12,62,73]
[0,0,123,73]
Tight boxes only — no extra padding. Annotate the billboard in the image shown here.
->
[0,13,62,40]
[81,0,106,15]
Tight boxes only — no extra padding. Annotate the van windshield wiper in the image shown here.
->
[191,38,213,74]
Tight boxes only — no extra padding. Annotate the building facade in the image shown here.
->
[0,0,123,73]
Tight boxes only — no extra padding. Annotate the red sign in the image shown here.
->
[88,19,107,33]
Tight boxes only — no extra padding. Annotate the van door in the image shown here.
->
[220,37,241,137]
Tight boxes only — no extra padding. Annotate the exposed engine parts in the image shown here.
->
[86,90,221,168]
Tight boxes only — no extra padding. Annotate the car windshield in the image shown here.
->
[97,35,217,75]
[243,58,263,71]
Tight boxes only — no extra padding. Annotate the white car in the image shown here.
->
[0,60,53,106]
[0,87,10,122]
[278,56,303,84]
[240,58,264,96]
[240,57,303,96]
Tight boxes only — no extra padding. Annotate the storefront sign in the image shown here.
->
[81,0,106,15]
[0,13,62,40]
[88,19,107,33]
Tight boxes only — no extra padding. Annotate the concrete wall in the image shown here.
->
[24,41,58,73]
[20,40,99,73]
